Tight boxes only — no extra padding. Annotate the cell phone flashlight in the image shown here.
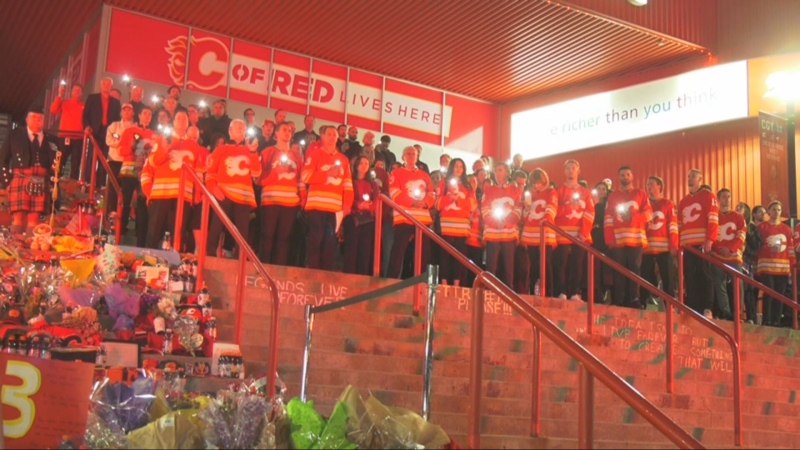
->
[162,126,171,136]
[152,95,159,103]
[450,178,457,187]
[113,133,120,139]
[370,170,376,178]
[59,80,66,86]
[592,189,598,196]
[617,204,626,214]
[247,127,256,137]
[280,154,288,165]
[572,192,580,201]
[413,188,422,199]
[334,160,341,167]
[300,139,306,146]
[199,100,206,108]
[362,194,370,201]
[493,207,504,219]
[122,74,131,83]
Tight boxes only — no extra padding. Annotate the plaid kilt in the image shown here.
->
[8,166,48,213]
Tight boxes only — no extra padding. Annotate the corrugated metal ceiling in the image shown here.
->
[0,0,711,119]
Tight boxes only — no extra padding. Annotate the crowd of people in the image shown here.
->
[17,77,795,328]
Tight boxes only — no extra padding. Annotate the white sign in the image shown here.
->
[511,61,749,159]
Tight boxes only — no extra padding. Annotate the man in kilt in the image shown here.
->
[0,106,59,234]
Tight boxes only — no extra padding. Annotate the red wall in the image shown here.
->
[522,118,763,208]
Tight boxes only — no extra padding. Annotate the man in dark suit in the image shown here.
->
[82,77,121,187]
[0,106,59,234]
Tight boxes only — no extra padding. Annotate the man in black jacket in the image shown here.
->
[83,77,121,187]
[199,100,231,143]
[0,107,59,233]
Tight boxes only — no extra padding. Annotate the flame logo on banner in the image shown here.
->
[188,35,229,91]
[165,36,188,86]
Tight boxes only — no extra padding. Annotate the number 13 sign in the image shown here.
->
[1,354,94,449]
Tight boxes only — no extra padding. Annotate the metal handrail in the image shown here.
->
[373,194,702,449]
[85,132,122,245]
[680,246,799,329]
[540,221,742,446]
[300,267,439,420]
[173,162,279,400]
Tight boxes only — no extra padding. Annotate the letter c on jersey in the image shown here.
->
[682,203,701,224]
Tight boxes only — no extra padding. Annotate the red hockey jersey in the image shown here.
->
[644,198,679,255]
[521,187,558,247]
[712,210,746,264]
[259,146,305,208]
[678,188,719,246]
[146,138,206,202]
[604,187,652,248]
[435,178,477,238]
[205,144,261,207]
[301,147,353,213]
[756,222,795,276]
[481,183,522,242]
[389,166,434,226]
[554,184,595,244]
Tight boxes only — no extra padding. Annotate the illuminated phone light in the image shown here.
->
[572,192,580,200]
[199,100,206,108]
[493,207,505,219]
[591,189,597,196]
[413,188,422,199]
[617,205,626,213]
[370,170,376,178]
[334,160,341,167]
[122,74,131,83]
[280,154,288,164]
[59,79,66,86]
[152,95,159,103]
[362,194,370,201]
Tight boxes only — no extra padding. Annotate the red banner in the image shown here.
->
[383,79,443,145]
[229,40,271,106]
[759,112,789,209]
[310,60,347,123]
[1,354,94,449]
[445,94,499,157]
[106,9,189,87]
[270,51,311,115]
[346,70,382,132]
[186,30,231,97]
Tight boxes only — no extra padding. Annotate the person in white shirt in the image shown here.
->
[105,103,137,222]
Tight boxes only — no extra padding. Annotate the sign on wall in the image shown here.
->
[759,111,789,210]
[511,61,750,159]
[105,8,497,153]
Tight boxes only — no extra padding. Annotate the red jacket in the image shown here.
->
[481,183,522,242]
[350,178,380,216]
[554,184,595,244]
[521,187,558,247]
[712,210,746,264]
[678,188,719,247]
[644,198,679,255]
[301,147,353,213]
[604,187,652,248]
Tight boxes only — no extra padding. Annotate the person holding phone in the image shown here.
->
[756,201,794,327]
[342,155,379,275]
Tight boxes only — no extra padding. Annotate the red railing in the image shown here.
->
[173,162,279,400]
[540,222,742,446]
[85,133,123,245]
[679,246,800,332]
[373,195,702,449]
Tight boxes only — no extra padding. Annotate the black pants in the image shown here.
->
[119,176,137,231]
[288,211,308,268]
[553,244,586,298]
[486,240,515,287]
[106,161,122,216]
[641,252,673,300]
[206,198,251,257]
[528,245,553,296]
[611,246,643,307]
[684,248,713,314]
[465,245,483,287]
[135,194,148,248]
[758,274,788,326]
[711,263,735,320]
[440,235,467,285]
[514,244,530,294]
[90,133,109,187]
[305,210,338,271]
[387,224,431,279]
[342,215,375,275]
[146,199,191,249]
[260,204,298,265]
[59,136,83,180]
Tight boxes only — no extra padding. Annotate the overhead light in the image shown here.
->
[628,0,648,5]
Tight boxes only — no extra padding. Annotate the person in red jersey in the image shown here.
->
[710,188,745,320]
[521,168,557,296]
[258,122,305,265]
[552,160,595,300]
[342,155,380,275]
[678,169,719,318]
[142,111,206,250]
[604,166,652,309]
[640,176,678,303]
[301,126,353,271]
[386,146,434,279]
[117,106,155,239]
[481,161,522,287]
[756,201,794,326]
[204,119,261,257]
[435,158,476,286]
